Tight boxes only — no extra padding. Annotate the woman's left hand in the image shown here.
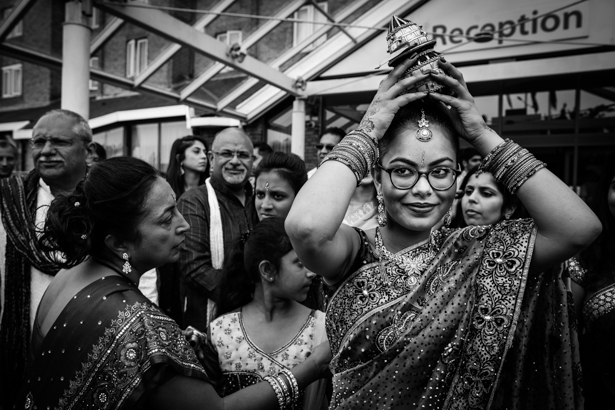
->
[428,58,497,146]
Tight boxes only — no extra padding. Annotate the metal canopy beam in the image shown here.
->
[179,0,307,101]
[216,0,370,112]
[308,0,356,44]
[96,1,300,97]
[90,17,124,54]
[0,42,247,120]
[133,0,236,88]
[0,0,38,42]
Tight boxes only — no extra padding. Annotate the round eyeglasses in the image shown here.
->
[377,164,461,191]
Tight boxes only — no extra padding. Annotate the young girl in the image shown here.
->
[204,217,328,410]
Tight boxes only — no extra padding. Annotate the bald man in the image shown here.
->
[177,128,259,330]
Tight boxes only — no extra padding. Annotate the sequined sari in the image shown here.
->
[15,275,208,410]
[326,220,539,409]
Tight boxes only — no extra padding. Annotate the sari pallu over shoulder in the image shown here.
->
[16,275,208,410]
[326,219,536,410]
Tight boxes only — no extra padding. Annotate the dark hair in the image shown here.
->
[39,157,160,268]
[216,217,293,317]
[0,136,17,155]
[166,135,210,197]
[92,142,107,160]
[461,147,480,163]
[255,142,274,156]
[581,154,615,293]
[452,165,523,228]
[254,152,307,195]
[321,127,346,141]
[380,98,460,160]
[43,109,92,142]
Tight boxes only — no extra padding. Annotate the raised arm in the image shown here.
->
[286,57,429,284]
[429,60,601,274]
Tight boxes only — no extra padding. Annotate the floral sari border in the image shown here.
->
[443,219,536,410]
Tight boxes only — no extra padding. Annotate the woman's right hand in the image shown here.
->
[357,56,430,141]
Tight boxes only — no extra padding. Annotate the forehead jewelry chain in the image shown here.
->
[265,182,270,191]
[416,109,433,142]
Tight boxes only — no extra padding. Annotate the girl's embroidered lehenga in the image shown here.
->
[204,310,328,410]
[15,275,208,410]
[326,219,582,409]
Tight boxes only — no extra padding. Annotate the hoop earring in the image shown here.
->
[444,209,452,227]
[377,192,387,227]
[122,253,132,274]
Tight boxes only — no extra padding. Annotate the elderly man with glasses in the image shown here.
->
[177,127,259,331]
[0,109,94,408]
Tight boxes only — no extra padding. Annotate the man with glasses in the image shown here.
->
[177,127,259,331]
[307,127,345,178]
[0,109,93,408]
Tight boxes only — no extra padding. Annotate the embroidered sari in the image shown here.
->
[204,310,328,410]
[325,219,574,409]
[15,275,208,410]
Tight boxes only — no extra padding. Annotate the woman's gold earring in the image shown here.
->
[444,209,452,226]
[377,192,387,227]
[122,253,132,274]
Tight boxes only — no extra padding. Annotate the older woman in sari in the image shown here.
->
[286,56,600,409]
[15,157,330,410]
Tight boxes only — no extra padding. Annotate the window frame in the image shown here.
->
[293,2,328,50]
[89,57,99,91]
[2,64,23,98]
[3,7,23,39]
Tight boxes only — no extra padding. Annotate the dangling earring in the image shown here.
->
[377,192,387,227]
[122,253,132,274]
[444,209,452,226]
[504,213,511,220]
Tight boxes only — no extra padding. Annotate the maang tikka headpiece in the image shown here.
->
[416,109,432,142]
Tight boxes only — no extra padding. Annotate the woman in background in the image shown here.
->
[161,135,210,322]
[166,135,210,198]
[254,152,307,220]
[205,217,328,410]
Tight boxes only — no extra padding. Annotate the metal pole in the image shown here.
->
[61,1,91,119]
[291,97,306,159]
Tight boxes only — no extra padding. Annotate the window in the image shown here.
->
[2,64,22,98]
[216,30,242,46]
[90,7,100,29]
[126,38,148,78]
[293,3,327,49]
[3,8,23,39]
[89,57,99,91]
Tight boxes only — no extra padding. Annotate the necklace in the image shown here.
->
[374,227,436,278]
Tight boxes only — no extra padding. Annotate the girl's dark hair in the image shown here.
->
[39,157,160,268]
[254,152,307,195]
[92,142,107,160]
[581,154,615,293]
[216,217,293,317]
[380,98,460,161]
[166,135,210,197]
[452,165,524,228]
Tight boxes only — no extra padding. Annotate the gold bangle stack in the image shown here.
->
[319,129,379,186]
[477,138,546,194]
[279,368,300,408]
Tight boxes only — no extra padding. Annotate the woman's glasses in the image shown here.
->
[378,164,461,191]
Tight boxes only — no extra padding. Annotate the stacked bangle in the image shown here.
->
[264,375,287,409]
[279,368,300,408]
[264,369,301,409]
[478,139,546,194]
[319,129,379,186]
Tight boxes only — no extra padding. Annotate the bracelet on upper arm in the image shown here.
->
[477,139,546,194]
[319,130,379,186]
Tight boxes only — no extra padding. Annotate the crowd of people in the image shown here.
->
[0,53,613,410]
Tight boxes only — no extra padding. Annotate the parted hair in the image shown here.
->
[254,152,307,195]
[39,157,159,268]
[216,217,294,317]
[379,98,460,160]
[166,135,210,198]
